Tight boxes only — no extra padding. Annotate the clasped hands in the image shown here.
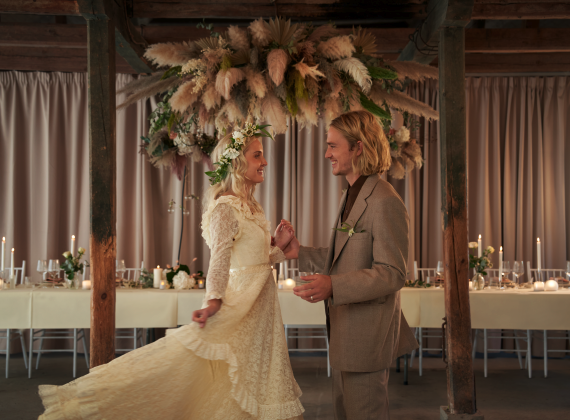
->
[275,220,333,304]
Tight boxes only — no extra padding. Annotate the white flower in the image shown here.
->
[486,246,495,253]
[395,127,410,144]
[224,147,240,159]
[232,131,244,140]
[173,271,196,290]
[78,247,85,254]
[62,251,71,258]
[348,228,355,238]
[468,242,478,249]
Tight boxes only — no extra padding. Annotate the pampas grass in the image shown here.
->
[215,68,245,100]
[202,84,222,110]
[267,49,289,87]
[249,18,272,47]
[144,43,192,67]
[402,140,423,168]
[261,92,288,134]
[170,81,199,113]
[243,67,267,98]
[307,24,339,42]
[297,41,316,63]
[294,60,325,80]
[117,75,183,110]
[385,60,439,82]
[318,35,355,60]
[228,26,249,51]
[232,80,250,119]
[370,83,439,120]
[323,96,341,128]
[297,97,319,127]
[333,57,372,93]
[117,73,162,96]
[388,159,405,179]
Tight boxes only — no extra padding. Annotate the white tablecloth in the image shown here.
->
[1,286,569,330]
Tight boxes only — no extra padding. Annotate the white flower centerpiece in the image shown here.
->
[469,243,494,290]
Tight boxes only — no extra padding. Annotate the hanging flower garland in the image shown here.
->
[119,18,439,179]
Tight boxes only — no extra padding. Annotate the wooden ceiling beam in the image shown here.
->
[472,1,570,20]
[0,0,80,15]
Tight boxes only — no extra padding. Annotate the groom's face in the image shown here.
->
[325,127,358,177]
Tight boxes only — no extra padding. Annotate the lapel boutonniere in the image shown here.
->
[333,220,365,238]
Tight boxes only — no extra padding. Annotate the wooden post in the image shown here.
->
[439,25,477,415]
[83,0,117,368]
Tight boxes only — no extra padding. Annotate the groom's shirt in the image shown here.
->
[342,175,368,223]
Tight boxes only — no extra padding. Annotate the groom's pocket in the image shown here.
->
[348,232,370,241]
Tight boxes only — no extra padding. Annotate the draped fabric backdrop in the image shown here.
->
[1,71,569,356]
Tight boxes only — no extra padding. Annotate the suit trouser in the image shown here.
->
[332,368,390,420]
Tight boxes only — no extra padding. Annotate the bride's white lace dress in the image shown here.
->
[38,196,304,420]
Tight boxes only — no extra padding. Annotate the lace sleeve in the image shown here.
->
[269,246,286,264]
[205,203,240,301]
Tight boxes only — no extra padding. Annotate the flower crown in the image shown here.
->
[205,123,273,185]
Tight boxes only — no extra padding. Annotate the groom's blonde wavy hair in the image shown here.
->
[203,133,264,214]
[330,110,391,176]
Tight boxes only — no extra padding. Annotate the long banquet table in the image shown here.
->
[1,287,570,330]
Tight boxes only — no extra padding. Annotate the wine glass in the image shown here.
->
[501,261,511,290]
[512,261,524,289]
[48,259,60,288]
[436,261,444,288]
[116,259,127,287]
[37,260,48,283]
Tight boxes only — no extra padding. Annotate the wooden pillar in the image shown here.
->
[439,26,476,415]
[85,0,116,368]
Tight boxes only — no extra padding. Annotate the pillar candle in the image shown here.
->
[82,280,91,290]
[71,235,76,257]
[537,238,541,272]
[478,234,482,258]
[160,280,165,290]
[153,266,163,289]
[414,261,418,281]
[1,237,5,271]
[284,279,296,290]
[498,246,503,284]
[10,248,14,280]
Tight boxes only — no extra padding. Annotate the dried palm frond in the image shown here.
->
[385,60,439,82]
[230,50,250,66]
[243,67,267,98]
[333,57,372,94]
[388,159,405,179]
[294,60,325,80]
[228,26,250,51]
[318,60,342,98]
[144,42,193,67]
[117,75,183,110]
[261,92,288,134]
[292,25,307,42]
[177,41,201,62]
[267,48,289,86]
[297,41,316,63]
[323,96,342,128]
[265,17,299,46]
[215,68,245,100]
[202,84,222,110]
[369,83,439,120]
[307,24,339,42]
[352,27,377,56]
[170,81,199,113]
[249,18,272,47]
[195,36,228,52]
[318,35,355,60]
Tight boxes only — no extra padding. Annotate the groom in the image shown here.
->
[282,110,418,419]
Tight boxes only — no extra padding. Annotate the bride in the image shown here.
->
[38,124,304,420]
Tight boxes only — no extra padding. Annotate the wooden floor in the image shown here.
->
[2,352,570,419]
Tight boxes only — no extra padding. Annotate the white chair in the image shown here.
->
[116,262,145,353]
[410,267,443,376]
[284,325,330,377]
[0,261,28,377]
[29,268,90,378]
[471,268,532,378]
[528,265,568,377]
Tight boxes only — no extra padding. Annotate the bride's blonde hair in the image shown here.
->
[203,133,264,214]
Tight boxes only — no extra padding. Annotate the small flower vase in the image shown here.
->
[73,272,82,290]
[473,273,485,290]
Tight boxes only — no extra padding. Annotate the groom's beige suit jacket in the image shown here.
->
[299,175,418,372]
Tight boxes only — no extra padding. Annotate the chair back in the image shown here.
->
[417,267,438,284]
[7,260,26,285]
[527,264,567,283]
[124,261,145,282]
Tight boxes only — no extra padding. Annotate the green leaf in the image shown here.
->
[161,66,182,80]
[367,66,398,80]
[359,92,392,120]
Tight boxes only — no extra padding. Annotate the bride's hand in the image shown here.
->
[274,221,294,251]
[192,299,222,328]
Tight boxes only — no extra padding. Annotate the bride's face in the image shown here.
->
[243,139,267,185]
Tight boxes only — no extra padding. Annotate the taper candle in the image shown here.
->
[498,246,503,286]
[1,237,5,271]
[10,248,15,280]
[71,235,76,257]
[414,261,418,281]
[537,238,542,272]
[478,234,482,258]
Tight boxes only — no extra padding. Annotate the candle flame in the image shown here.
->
[72,235,75,239]
[537,237,540,243]
[2,237,5,242]
[157,265,160,268]
[478,234,481,239]
[11,248,14,252]
[500,246,503,251]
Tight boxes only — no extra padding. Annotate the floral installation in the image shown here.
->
[118,18,439,179]
[469,243,494,276]
[61,247,88,280]
[172,270,202,290]
[205,122,273,185]
[333,220,365,238]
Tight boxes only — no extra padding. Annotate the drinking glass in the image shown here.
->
[116,260,127,287]
[48,259,60,287]
[298,271,314,285]
[436,261,444,288]
[24,276,33,288]
[501,261,511,289]
[512,261,524,288]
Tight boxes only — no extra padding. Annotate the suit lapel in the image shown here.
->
[324,189,347,272]
[331,176,380,268]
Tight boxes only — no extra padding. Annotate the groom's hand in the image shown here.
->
[293,274,332,303]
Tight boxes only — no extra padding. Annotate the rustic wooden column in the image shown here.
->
[83,0,116,368]
[439,25,478,416]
